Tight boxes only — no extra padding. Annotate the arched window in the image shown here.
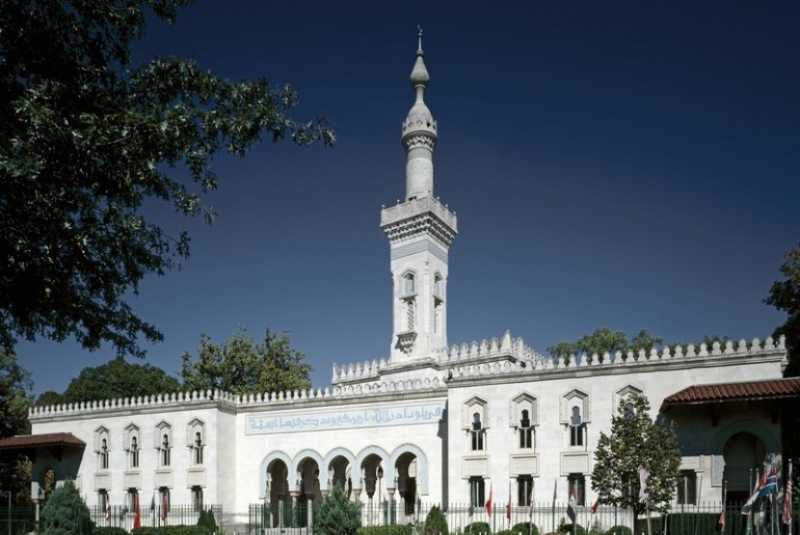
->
[519,410,533,449]
[471,412,484,451]
[124,424,140,469]
[100,438,109,470]
[193,432,203,464]
[570,406,585,447]
[161,433,171,467]
[131,436,139,468]
[95,427,110,471]
[403,273,415,296]
[155,421,172,468]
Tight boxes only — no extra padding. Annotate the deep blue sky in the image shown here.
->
[18,2,800,394]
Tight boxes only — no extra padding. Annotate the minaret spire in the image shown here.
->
[403,28,436,201]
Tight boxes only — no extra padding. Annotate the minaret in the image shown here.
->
[380,28,458,364]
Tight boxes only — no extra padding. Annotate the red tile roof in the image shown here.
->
[0,433,85,451]
[662,377,800,407]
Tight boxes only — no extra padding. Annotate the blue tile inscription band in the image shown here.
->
[246,402,445,434]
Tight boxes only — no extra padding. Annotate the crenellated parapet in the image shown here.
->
[28,389,238,420]
[448,335,787,383]
[332,330,541,384]
[439,330,540,364]
[29,376,447,422]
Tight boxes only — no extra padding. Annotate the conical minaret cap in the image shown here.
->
[403,27,437,141]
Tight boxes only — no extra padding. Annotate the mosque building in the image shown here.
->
[15,33,794,529]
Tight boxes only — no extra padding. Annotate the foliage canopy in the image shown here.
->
[0,0,334,358]
[181,328,311,395]
[591,394,681,518]
[765,243,800,375]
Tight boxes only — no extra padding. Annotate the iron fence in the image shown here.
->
[246,501,800,535]
[88,504,222,531]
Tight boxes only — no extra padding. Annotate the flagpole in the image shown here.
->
[787,459,793,535]
[552,479,557,535]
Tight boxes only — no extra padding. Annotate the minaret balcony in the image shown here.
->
[380,196,457,246]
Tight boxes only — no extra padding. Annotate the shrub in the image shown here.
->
[356,526,412,535]
[314,485,361,535]
[197,510,217,532]
[41,481,94,535]
[95,528,128,535]
[464,522,491,535]
[424,506,448,535]
[132,526,212,535]
[512,523,539,535]
[496,531,514,535]
[605,527,632,535]
[558,524,586,535]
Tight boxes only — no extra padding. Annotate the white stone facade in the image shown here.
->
[28,35,788,527]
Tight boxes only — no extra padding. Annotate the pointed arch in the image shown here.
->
[259,451,293,497]
[388,443,430,495]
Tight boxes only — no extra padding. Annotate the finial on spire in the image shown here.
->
[417,25,424,55]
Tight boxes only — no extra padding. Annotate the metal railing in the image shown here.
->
[246,501,800,535]
[88,504,222,530]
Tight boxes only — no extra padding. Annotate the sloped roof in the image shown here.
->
[0,433,85,450]
[662,377,800,407]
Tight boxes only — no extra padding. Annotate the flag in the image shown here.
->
[150,496,155,512]
[784,460,793,525]
[507,480,512,522]
[485,484,493,516]
[567,488,577,523]
[552,479,557,508]
[718,480,727,530]
[591,497,599,514]
[745,455,782,508]
[161,491,169,521]
[133,494,141,530]
[105,502,111,522]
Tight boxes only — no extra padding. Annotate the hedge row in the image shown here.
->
[356,525,413,535]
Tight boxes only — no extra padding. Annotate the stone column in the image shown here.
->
[290,491,300,528]
[307,498,314,533]
[386,487,396,526]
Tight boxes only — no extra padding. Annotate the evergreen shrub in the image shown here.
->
[511,522,539,535]
[356,526,412,535]
[464,522,491,535]
[424,506,448,535]
[41,481,94,535]
[314,485,361,535]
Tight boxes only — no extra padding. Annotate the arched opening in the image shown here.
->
[723,432,766,504]
[267,459,290,527]
[361,454,384,501]
[395,452,417,517]
[329,455,352,498]
[298,457,322,502]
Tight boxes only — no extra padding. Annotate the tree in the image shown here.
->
[548,328,655,360]
[181,329,311,394]
[591,394,681,524]
[56,357,180,402]
[0,0,334,359]
[314,484,361,535]
[35,390,65,407]
[0,351,33,501]
[40,480,94,535]
[765,244,800,376]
